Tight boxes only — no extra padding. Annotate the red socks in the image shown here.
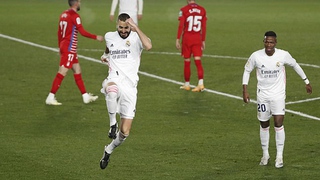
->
[184,61,191,82]
[74,73,86,94]
[50,73,64,94]
[194,60,204,80]
[50,73,87,95]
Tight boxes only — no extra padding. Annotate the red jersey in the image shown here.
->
[58,9,97,53]
[176,3,207,42]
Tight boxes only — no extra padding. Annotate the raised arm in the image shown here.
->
[126,18,152,50]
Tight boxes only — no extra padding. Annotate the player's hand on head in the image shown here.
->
[126,18,137,31]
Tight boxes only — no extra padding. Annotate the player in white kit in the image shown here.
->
[242,31,312,168]
[99,13,152,169]
[109,0,143,24]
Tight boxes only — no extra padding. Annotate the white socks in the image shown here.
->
[260,125,285,158]
[198,79,204,85]
[260,126,270,157]
[47,92,55,100]
[275,126,285,158]
[105,131,128,154]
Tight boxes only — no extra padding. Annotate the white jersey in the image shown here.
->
[110,0,143,23]
[243,48,307,99]
[104,31,143,86]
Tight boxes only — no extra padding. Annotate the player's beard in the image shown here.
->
[118,31,131,39]
[77,6,80,11]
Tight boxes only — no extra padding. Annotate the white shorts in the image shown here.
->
[256,96,285,121]
[101,75,137,119]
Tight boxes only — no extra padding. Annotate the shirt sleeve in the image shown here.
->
[138,0,143,15]
[283,51,297,67]
[110,0,118,15]
[78,26,97,39]
[201,11,207,41]
[75,15,96,39]
[242,55,256,85]
[242,70,251,85]
[57,27,61,47]
[292,63,308,81]
[176,10,184,40]
[283,52,308,80]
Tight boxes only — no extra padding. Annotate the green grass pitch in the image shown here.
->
[1,0,320,179]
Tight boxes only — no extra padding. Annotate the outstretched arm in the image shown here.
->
[78,26,103,42]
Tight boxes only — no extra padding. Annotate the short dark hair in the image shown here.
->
[118,13,130,22]
[68,0,78,7]
[264,31,277,38]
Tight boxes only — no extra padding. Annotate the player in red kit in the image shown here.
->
[45,0,104,105]
[176,0,207,92]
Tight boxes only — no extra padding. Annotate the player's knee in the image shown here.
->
[260,120,270,128]
[106,85,118,100]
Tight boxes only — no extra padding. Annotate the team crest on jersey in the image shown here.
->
[126,41,131,47]
[61,13,67,18]
[276,62,280,67]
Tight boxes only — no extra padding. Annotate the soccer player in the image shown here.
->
[45,0,104,105]
[242,31,312,168]
[176,0,207,92]
[109,0,143,24]
[99,13,152,169]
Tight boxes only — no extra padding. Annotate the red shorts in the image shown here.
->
[181,34,203,59]
[59,51,78,68]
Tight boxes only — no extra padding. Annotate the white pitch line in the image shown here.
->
[285,109,320,121]
[286,97,320,105]
[1,33,319,121]
[0,34,59,53]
